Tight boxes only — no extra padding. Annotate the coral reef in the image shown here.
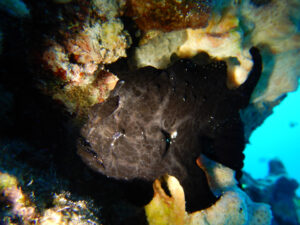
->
[242,159,300,225]
[145,155,272,225]
[1,0,300,224]
[125,0,211,32]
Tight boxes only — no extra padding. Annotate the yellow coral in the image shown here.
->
[0,172,19,189]
[145,175,186,225]
[145,155,272,225]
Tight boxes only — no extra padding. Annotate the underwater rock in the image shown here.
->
[125,0,211,32]
[78,47,262,210]
[242,159,300,225]
[145,155,272,225]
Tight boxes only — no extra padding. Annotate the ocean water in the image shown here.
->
[244,87,300,195]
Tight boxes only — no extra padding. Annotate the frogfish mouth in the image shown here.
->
[77,47,262,210]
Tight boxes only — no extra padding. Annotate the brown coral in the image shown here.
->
[126,0,212,32]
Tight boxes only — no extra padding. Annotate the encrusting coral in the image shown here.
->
[39,0,130,115]
[145,155,272,225]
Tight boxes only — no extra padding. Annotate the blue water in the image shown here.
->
[244,88,300,195]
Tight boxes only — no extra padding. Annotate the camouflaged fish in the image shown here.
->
[77,48,262,210]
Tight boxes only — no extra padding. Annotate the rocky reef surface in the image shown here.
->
[0,0,300,224]
[242,159,300,225]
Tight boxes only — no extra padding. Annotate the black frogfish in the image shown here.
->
[77,47,262,210]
